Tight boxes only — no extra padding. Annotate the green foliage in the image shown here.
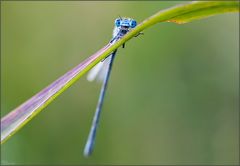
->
[1,1,239,145]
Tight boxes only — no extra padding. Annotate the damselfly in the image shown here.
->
[84,17,138,157]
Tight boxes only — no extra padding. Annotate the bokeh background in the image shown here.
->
[1,1,239,165]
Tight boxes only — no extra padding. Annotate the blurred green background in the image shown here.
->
[1,1,239,165]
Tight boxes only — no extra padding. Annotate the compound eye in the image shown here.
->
[115,18,121,27]
[130,20,137,28]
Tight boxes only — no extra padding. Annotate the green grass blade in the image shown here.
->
[166,1,239,24]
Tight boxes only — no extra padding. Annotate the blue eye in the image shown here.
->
[130,20,137,28]
[115,18,121,27]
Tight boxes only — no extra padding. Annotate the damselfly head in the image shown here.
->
[114,18,137,28]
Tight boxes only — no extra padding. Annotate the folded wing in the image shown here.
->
[87,56,112,82]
